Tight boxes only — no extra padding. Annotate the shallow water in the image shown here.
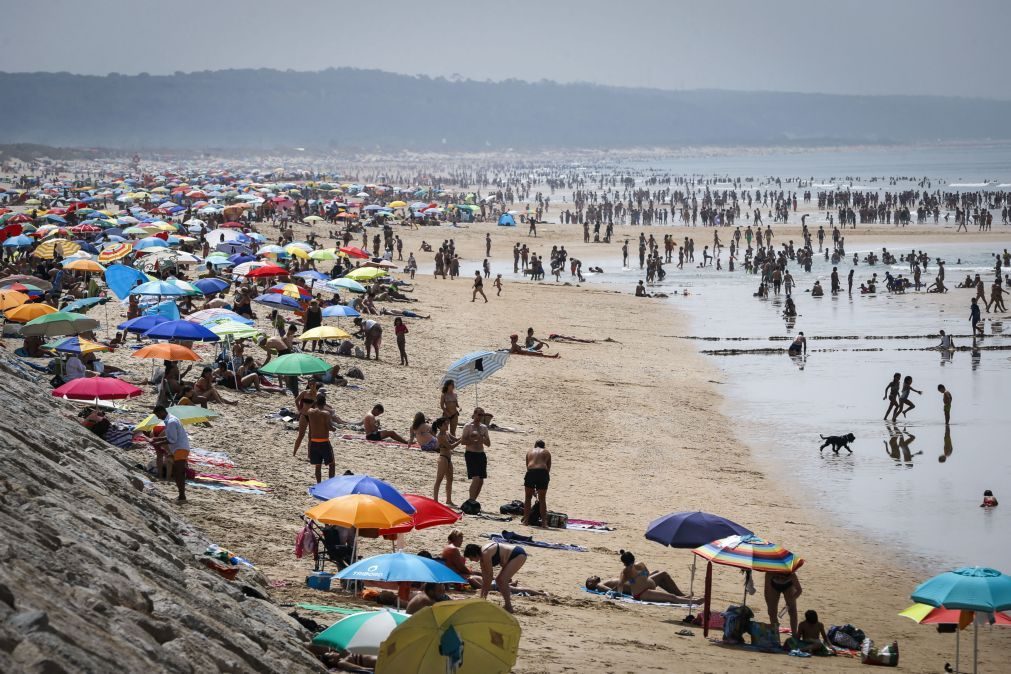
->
[577,240,1011,571]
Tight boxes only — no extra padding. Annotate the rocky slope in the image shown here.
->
[0,354,323,674]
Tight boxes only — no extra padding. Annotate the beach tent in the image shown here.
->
[497,213,516,227]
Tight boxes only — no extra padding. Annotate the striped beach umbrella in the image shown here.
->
[33,238,81,260]
[693,534,801,574]
[98,242,133,262]
[441,350,509,391]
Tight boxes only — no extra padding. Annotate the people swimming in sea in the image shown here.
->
[981,489,999,508]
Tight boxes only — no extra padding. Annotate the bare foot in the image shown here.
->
[446,501,458,507]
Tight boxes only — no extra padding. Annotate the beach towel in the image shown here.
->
[338,433,412,449]
[566,518,615,532]
[486,531,587,552]
[192,472,271,491]
[582,587,695,608]
[294,603,366,615]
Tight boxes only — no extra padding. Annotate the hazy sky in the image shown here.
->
[4,0,1010,99]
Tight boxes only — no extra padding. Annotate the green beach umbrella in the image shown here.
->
[22,311,100,337]
[208,319,263,340]
[313,609,409,655]
[259,353,331,376]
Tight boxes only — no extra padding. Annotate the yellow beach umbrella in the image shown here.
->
[33,238,81,260]
[98,243,134,262]
[64,259,106,273]
[376,598,521,674]
[299,326,352,341]
[5,303,57,323]
[134,405,221,432]
[344,267,387,281]
[309,248,338,261]
[388,200,407,208]
[0,290,29,311]
[304,494,411,529]
[285,245,310,260]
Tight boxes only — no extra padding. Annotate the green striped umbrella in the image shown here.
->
[313,610,409,654]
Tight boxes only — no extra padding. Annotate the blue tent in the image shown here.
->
[497,213,516,227]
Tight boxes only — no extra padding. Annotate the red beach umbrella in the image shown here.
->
[378,494,462,536]
[52,377,143,400]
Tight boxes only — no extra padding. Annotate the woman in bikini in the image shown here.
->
[440,380,460,437]
[764,569,802,636]
[407,412,438,451]
[464,541,528,613]
[432,417,460,506]
[587,550,693,603]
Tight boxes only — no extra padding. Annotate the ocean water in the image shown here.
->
[575,240,1011,572]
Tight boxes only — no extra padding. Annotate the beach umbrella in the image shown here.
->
[326,278,366,294]
[441,350,509,404]
[339,246,370,259]
[295,270,330,284]
[259,353,330,376]
[231,261,267,276]
[134,405,220,432]
[378,494,462,536]
[309,248,338,261]
[43,336,109,354]
[362,260,399,270]
[117,315,169,334]
[253,293,301,310]
[104,264,148,300]
[344,267,387,281]
[22,311,100,337]
[299,326,352,341]
[61,297,106,315]
[268,283,312,300]
[2,235,33,248]
[376,598,520,674]
[129,280,194,297]
[321,305,360,318]
[305,494,412,530]
[388,200,407,208]
[0,275,52,290]
[0,290,29,311]
[134,237,170,251]
[693,534,802,608]
[187,308,252,325]
[246,264,288,279]
[313,610,409,655]
[52,377,142,401]
[33,238,81,259]
[133,343,201,361]
[207,320,263,340]
[63,259,105,273]
[309,474,416,515]
[257,244,288,257]
[303,215,325,224]
[192,277,231,295]
[912,567,1011,674]
[645,511,753,599]
[143,319,220,342]
[338,552,464,586]
[5,302,57,323]
[900,603,1011,625]
[0,282,44,297]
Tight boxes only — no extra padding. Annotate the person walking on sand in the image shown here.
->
[970,297,983,335]
[153,405,189,502]
[883,372,901,420]
[462,407,491,503]
[938,384,952,425]
[494,274,503,296]
[472,270,488,303]
[394,317,409,366]
[522,440,551,527]
[298,393,337,483]
[486,233,492,257]
[894,375,922,421]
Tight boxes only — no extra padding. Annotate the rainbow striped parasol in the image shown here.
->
[692,534,802,573]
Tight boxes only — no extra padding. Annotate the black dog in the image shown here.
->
[819,433,855,453]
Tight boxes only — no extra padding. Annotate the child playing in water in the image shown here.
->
[937,384,952,425]
[981,490,999,508]
[893,375,921,421]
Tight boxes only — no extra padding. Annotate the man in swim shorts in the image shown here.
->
[522,440,552,527]
[302,393,336,483]
[362,403,408,444]
[461,407,491,502]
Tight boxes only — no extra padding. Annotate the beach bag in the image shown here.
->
[295,523,316,559]
[828,624,866,650]
[346,366,365,379]
[861,639,899,666]
[546,511,568,529]
[722,605,753,644]
[749,621,781,650]
[461,499,481,515]
[499,500,524,516]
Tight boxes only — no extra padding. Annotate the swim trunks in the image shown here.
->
[173,449,189,462]
[365,431,382,442]
[309,439,334,465]
[465,451,487,479]
[523,468,550,490]
[420,438,438,452]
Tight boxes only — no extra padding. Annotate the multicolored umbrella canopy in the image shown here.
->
[309,474,416,514]
[692,534,802,574]
[379,494,462,536]
[52,377,143,400]
[900,603,1011,626]
[98,242,133,262]
[43,336,109,354]
[22,311,100,337]
[304,494,412,529]
[325,278,366,294]
[376,599,520,674]
[337,552,465,585]
[134,405,220,432]
[259,353,330,376]
[912,567,1011,612]
[33,238,81,260]
[313,610,409,655]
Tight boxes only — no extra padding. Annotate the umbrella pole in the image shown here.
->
[688,557,697,599]
[973,619,978,674]
[956,624,960,674]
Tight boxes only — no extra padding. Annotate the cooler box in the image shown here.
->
[306,571,334,591]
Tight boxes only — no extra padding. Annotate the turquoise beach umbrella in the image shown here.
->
[313,610,409,655]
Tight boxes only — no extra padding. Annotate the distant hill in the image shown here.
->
[2,68,1009,151]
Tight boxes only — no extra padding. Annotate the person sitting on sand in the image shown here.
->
[508,334,560,357]
[407,412,437,451]
[363,403,408,443]
[405,582,450,615]
[927,276,947,293]
[524,327,548,352]
[787,610,832,655]
[585,553,694,604]
[193,366,236,405]
[811,280,824,297]
[441,531,480,588]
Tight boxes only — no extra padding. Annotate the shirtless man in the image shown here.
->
[883,372,901,420]
[294,393,337,483]
[363,404,408,444]
[405,583,450,615]
[461,407,491,502]
[522,440,552,527]
[509,334,560,357]
[524,327,547,352]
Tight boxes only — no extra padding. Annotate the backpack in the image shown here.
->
[828,624,866,650]
[461,499,481,515]
[499,500,524,515]
[722,605,754,644]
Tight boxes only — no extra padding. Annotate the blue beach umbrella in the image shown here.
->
[130,280,193,297]
[192,277,231,295]
[134,236,169,250]
[337,552,465,585]
[62,297,106,313]
[322,305,360,318]
[441,350,509,402]
[143,319,220,342]
[309,474,417,515]
[2,235,33,248]
[253,293,301,310]
[646,511,754,598]
[118,315,169,334]
[326,278,366,294]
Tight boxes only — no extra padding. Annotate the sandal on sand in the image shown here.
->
[676,629,694,637]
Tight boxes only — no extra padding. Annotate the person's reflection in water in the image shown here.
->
[971,340,981,371]
[939,350,953,367]
[897,427,921,465]
[938,425,953,463]
[789,353,806,371]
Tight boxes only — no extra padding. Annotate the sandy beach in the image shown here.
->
[47,211,999,672]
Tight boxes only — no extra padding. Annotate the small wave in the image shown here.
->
[948,182,989,187]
